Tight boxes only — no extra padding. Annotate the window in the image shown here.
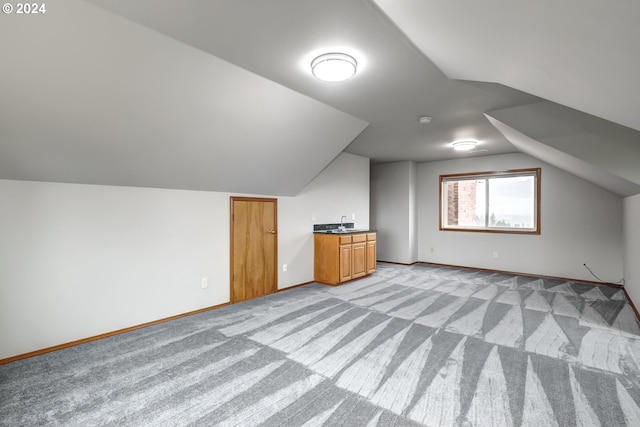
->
[440,168,540,234]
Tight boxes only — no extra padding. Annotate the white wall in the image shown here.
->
[0,152,370,360]
[0,181,228,360]
[279,152,370,288]
[409,161,418,262]
[417,153,624,282]
[624,194,640,308]
[370,161,418,264]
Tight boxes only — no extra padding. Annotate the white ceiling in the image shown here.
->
[486,115,640,197]
[487,101,640,192]
[1,0,638,196]
[0,0,367,196]
[375,0,640,132]
[81,0,542,163]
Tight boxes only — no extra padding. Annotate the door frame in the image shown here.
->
[230,196,278,304]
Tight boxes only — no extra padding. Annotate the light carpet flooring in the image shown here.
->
[2,263,640,426]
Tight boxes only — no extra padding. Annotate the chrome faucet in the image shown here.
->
[339,215,347,231]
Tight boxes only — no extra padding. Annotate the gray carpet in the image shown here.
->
[2,263,640,426]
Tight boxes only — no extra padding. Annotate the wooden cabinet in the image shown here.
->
[366,233,377,275]
[351,234,367,279]
[339,240,352,282]
[314,232,377,285]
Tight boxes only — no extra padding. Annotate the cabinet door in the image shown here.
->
[367,240,377,274]
[352,242,367,279]
[339,244,352,283]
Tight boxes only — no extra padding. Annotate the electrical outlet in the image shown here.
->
[430,247,434,253]
[201,277,208,289]
[351,213,356,221]
[493,251,499,259]
[283,264,288,272]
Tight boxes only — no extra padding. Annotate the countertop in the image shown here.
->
[313,229,376,235]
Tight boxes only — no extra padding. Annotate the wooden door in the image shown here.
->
[367,233,377,274]
[367,241,377,274]
[352,242,367,279]
[230,197,277,303]
[339,244,352,283]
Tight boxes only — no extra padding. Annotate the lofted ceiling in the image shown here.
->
[80,0,541,163]
[375,0,640,132]
[1,0,638,196]
[0,0,367,196]
[486,101,640,196]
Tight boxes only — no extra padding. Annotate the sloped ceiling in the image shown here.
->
[487,102,640,191]
[373,0,640,133]
[1,0,638,196]
[485,115,640,197]
[82,0,540,164]
[373,0,640,196]
[0,0,367,196]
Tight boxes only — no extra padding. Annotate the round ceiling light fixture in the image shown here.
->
[311,52,357,82]
[452,141,478,151]
[419,116,432,124]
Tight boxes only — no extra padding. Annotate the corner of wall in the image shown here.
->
[624,193,640,309]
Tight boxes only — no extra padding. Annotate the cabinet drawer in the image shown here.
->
[339,235,352,245]
[352,233,366,243]
[367,233,376,241]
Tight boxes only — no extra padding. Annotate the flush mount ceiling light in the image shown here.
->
[419,116,432,124]
[452,141,478,151]
[311,52,357,82]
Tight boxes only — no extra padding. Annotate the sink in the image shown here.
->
[318,228,366,234]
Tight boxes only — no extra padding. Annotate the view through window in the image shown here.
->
[440,168,540,234]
